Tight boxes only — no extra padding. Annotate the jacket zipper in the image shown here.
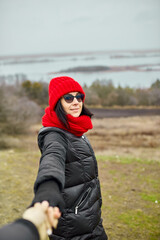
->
[82,135,102,204]
[75,187,92,214]
[82,136,98,177]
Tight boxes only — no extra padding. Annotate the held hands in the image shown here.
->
[22,201,61,240]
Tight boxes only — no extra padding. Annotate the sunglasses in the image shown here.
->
[63,93,84,103]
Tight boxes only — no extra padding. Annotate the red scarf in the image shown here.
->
[42,106,93,137]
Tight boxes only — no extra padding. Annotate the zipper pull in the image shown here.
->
[75,206,78,214]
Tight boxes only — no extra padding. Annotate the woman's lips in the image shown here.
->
[71,108,79,111]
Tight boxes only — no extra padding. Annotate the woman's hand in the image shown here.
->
[47,205,61,229]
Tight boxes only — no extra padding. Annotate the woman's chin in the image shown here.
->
[70,112,81,118]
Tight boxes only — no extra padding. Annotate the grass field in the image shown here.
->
[0,116,160,239]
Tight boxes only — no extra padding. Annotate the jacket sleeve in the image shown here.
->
[34,131,67,193]
[0,219,39,240]
[31,179,65,211]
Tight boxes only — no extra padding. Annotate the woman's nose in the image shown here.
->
[72,97,79,104]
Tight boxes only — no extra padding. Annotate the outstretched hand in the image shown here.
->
[22,201,61,240]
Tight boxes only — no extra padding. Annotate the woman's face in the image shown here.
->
[60,92,83,117]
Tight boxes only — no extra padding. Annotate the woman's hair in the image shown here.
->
[54,99,93,128]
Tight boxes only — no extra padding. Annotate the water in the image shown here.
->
[0,50,160,88]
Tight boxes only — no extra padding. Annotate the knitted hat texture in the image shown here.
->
[49,76,85,110]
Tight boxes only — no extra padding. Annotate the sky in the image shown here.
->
[0,0,160,56]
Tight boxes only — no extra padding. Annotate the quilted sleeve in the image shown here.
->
[34,131,67,192]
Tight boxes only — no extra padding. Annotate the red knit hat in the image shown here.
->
[49,76,85,110]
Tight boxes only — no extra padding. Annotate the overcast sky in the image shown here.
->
[0,0,160,56]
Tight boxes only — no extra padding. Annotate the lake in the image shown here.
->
[0,50,160,88]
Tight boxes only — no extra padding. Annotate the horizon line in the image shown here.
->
[0,48,160,59]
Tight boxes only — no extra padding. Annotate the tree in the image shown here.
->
[148,89,160,105]
[151,79,160,89]
[115,86,131,106]
[0,85,41,135]
[136,89,150,106]
[21,80,48,105]
[90,79,115,106]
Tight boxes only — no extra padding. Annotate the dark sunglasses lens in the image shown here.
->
[64,95,74,103]
[76,94,84,102]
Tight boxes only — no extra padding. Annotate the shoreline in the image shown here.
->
[90,107,160,118]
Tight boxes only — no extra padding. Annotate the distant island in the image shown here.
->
[49,63,160,74]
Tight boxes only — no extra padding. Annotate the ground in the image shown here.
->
[0,113,160,239]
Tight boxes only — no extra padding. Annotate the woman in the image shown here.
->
[31,76,108,240]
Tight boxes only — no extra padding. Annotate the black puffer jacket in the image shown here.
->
[34,127,107,240]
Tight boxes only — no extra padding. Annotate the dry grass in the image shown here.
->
[87,116,160,162]
[99,156,160,239]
